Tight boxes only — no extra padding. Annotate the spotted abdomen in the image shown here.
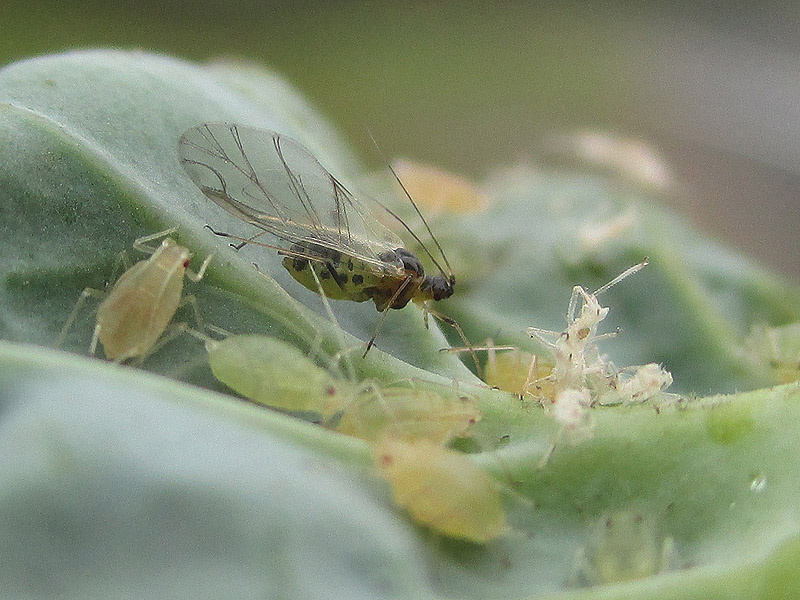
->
[281,242,423,311]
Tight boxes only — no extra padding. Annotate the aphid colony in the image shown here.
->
[204,332,507,543]
[56,122,678,545]
[56,124,506,543]
[58,236,506,542]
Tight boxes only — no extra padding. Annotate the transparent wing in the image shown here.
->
[178,123,404,272]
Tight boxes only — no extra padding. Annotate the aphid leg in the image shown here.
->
[185,252,214,282]
[537,429,562,469]
[205,324,234,338]
[522,353,538,398]
[204,225,276,252]
[423,304,484,380]
[88,322,102,356]
[308,264,356,382]
[566,285,583,324]
[55,287,107,351]
[591,328,620,343]
[179,293,206,335]
[132,227,179,255]
[363,276,414,357]
[526,326,560,350]
[230,230,271,251]
[56,240,140,351]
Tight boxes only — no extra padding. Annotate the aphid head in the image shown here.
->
[422,273,456,301]
[153,237,193,266]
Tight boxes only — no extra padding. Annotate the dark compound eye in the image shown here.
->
[433,275,455,300]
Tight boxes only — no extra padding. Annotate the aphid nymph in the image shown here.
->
[374,437,508,543]
[57,228,212,362]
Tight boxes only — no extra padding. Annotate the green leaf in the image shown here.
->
[2,49,800,598]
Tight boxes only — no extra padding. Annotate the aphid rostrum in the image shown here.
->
[57,228,212,362]
[178,123,469,357]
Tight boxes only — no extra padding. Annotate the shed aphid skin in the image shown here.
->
[526,259,650,394]
[594,363,674,407]
[519,260,677,462]
[56,228,212,362]
[178,123,474,362]
[373,437,508,543]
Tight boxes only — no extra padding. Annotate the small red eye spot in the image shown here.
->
[381,454,393,466]
[326,385,336,396]
[183,259,190,268]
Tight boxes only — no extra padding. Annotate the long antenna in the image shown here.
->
[366,129,454,276]
[593,258,649,295]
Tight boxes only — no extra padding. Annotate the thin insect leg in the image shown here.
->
[231,229,271,251]
[129,321,193,365]
[567,285,584,324]
[424,304,484,380]
[522,353,538,398]
[205,324,233,338]
[309,264,356,382]
[363,276,414,357]
[526,326,560,349]
[177,293,205,334]
[185,252,214,282]
[132,227,179,255]
[592,329,620,343]
[110,250,133,282]
[204,225,322,262]
[537,427,562,470]
[55,287,107,349]
[88,323,101,356]
[486,339,497,384]
[443,344,517,353]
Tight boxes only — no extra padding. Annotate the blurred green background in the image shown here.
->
[3,0,799,279]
